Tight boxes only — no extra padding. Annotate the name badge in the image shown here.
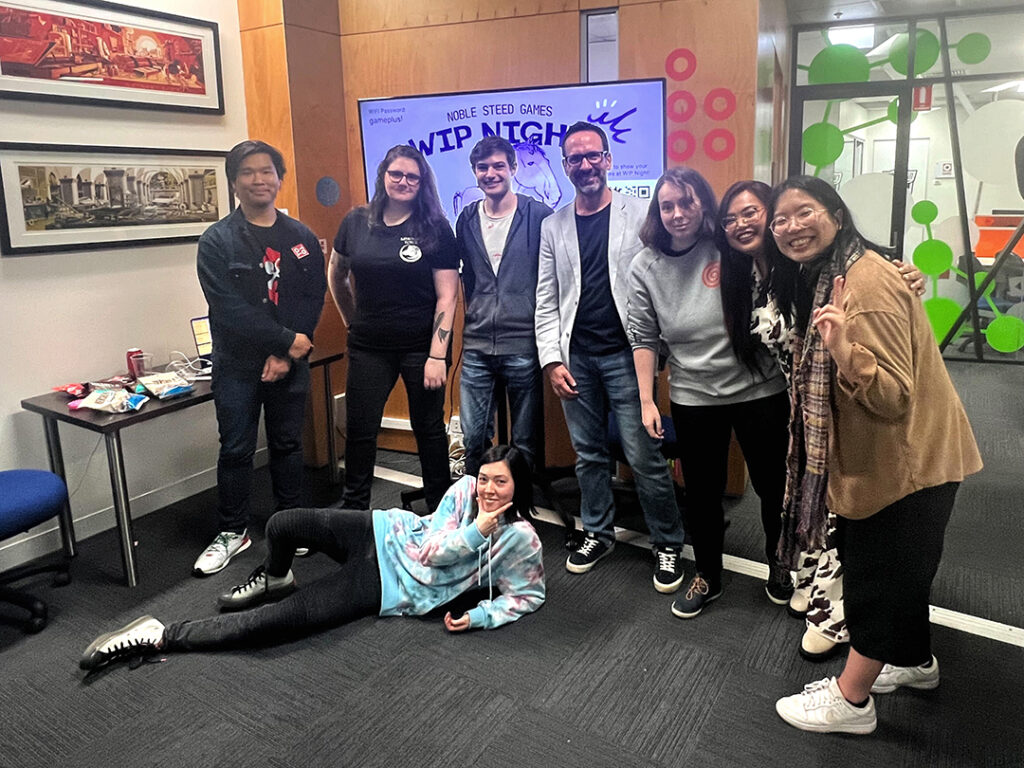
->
[291,244,309,259]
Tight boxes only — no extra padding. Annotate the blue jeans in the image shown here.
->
[561,349,684,548]
[212,359,310,533]
[459,348,542,478]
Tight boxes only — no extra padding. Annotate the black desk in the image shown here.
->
[308,349,345,485]
[21,383,215,587]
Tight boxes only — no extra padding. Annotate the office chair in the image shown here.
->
[0,470,73,633]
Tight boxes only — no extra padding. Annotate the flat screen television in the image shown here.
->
[357,78,666,222]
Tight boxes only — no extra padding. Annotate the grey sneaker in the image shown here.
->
[217,565,296,611]
[776,676,877,734]
[670,574,722,619]
[80,615,165,671]
[871,655,939,694]
[193,530,251,576]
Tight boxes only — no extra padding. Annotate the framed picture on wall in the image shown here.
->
[0,142,230,255]
[0,0,223,113]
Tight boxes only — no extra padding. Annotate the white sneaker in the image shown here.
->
[80,615,165,671]
[217,565,296,611]
[871,656,940,694]
[193,530,251,576]
[776,676,877,734]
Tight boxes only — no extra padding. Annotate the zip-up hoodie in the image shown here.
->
[373,474,545,629]
[457,193,553,356]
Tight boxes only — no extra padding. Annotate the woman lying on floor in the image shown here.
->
[80,445,545,671]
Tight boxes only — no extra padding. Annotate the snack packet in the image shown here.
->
[68,389,149,413]
[137,371,194,400]
[54,383,88,398]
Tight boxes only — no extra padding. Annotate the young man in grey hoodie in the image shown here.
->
[456,136,553,478]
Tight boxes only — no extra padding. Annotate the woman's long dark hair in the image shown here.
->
[766,175,891,322]
[366,144,449,252]
[474,444,534,525]
[714,179,773,372]
[638,166,717,252]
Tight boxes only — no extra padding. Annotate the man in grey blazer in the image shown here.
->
[535,121,685,592]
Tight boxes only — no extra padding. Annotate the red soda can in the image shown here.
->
[126,347,143,377]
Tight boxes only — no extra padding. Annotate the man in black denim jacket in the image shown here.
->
[194,140,325,577]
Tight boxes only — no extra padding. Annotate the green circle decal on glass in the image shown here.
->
[923,297,963,342]
[889,30,940,75]
[885,98,918,125]
[808,45,870,84]
[802,122,845,167]
[957,33,991,65]
[974,271,995,299]
[913,239,954,276]
[912,200,939,225]
[985,315,1024,353]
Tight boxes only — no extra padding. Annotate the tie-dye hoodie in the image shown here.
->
[373,474,545,629]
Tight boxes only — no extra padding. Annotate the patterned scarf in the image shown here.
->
[777,235,865,569]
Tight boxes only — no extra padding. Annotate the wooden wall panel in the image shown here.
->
[340,0,578,35]
[285,0,340,33]
[238,0,283,31]
[619,0,758,198]
[239,24,299,215]
[340,12,579,209]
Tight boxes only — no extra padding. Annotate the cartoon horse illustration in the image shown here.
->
[452,140,563,216]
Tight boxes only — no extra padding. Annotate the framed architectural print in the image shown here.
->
[0,0,223,113]
[0,142,230,255]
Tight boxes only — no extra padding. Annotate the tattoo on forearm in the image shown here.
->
[433,313,450,344]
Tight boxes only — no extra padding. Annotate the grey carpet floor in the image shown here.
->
[1,458,1023,767]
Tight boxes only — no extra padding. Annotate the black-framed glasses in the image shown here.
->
[563,150,609,167]
[721,205,764,231]
[769,207,827,236]
[386,170,421,185]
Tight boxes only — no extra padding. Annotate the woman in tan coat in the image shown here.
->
[768,176,982,736]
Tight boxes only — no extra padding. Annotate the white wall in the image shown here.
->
[0,1,248,569]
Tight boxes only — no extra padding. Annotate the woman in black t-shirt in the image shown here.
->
[328,144,459,511]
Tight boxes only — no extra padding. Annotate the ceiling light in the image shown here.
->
[828,25,875,49]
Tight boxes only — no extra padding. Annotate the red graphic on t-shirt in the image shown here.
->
[702,261,721,288]
[262,247,281,305]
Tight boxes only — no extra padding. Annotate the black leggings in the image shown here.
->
[163,508,382,652]
[671,390,790,587]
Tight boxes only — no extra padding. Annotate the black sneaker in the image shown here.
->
[566,532,614,574]
[653,545,684,593]
[766,562,795,605]
[670,574,722,619]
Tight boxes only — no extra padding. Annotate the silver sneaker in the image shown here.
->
[193,530,251,576]
[776,676,877,734]
[217,565,296,611]
[871,655,940,694]
[80,615,165,671]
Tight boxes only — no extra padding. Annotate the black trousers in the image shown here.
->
[163,508,381,651]
[670,390,789,587]
[838,481,958,667]
[343,346,451,511]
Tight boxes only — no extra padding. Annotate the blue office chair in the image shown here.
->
[0,470,73,633]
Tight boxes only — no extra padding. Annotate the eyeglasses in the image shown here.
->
[769,207,828,235]
[563,151,609,167]
[721,205,764,231]
[386,170,421,185]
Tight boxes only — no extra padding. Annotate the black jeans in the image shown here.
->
[671,390,789,587]
[212,359,310,532]
[343,346,451,511]
[163,508,381,651]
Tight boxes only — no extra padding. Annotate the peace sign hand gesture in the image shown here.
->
[812,276,854,372]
